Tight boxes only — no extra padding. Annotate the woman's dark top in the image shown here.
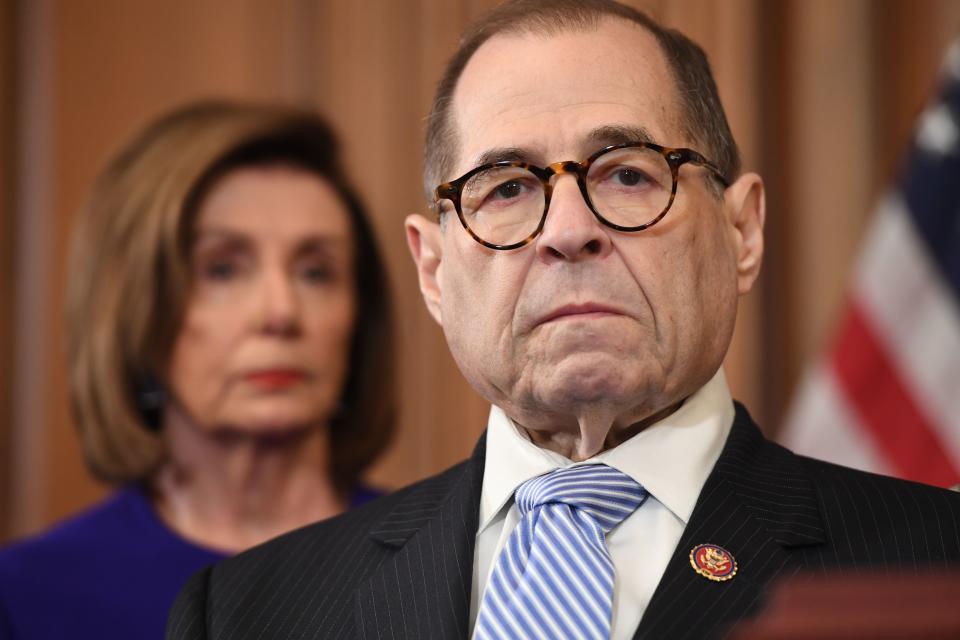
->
[0,484,383,639]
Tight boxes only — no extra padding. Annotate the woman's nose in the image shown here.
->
[256,269,300,336]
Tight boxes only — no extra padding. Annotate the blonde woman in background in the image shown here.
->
[0,102,395,640]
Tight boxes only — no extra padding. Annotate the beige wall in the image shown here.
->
[0,0,16,535]
[2,0,959,539]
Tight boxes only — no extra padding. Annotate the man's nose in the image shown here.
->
[535,175,613,262]
[255,268,300,337]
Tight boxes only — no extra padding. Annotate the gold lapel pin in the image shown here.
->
[689,543,737,582]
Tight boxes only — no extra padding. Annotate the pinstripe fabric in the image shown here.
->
[635,404,960,639]
[475,465,647,639]
[166,403,960,640]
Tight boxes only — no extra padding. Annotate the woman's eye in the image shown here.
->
[203,261,237,280]
[301,264,335,283]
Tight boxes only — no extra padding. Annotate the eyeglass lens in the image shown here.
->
[458,146,674,247]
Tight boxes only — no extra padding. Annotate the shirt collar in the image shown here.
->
[478,368,734,532]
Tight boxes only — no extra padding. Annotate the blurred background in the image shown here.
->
[1,0,958,542]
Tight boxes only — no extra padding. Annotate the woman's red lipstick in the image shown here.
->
[244,369,306,390]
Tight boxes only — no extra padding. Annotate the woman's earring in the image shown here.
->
[133,373,166,432]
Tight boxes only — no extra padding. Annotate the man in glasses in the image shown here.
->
[168,1,960,638]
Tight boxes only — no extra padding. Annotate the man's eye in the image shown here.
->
[491,180,526,201]
[611,168,650,187]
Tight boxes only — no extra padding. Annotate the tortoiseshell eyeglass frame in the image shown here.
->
[434,141,731,251]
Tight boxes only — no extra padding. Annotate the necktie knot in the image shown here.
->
[475,463,647,639]
[516,464,647,534]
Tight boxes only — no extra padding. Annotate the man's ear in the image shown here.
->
[724,172,766,295]
[405,213,444,325]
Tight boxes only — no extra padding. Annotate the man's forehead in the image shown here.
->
[449,18,683,173]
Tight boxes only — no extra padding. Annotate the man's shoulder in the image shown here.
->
[202,455,475,598]
[730,402,958,506]
[264,455,469,541]
[797,452,960,567]
[167,437,487,639]
[794,449,960,514]
[730,405,960,563]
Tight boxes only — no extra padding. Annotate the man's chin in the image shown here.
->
[532,365,655,413]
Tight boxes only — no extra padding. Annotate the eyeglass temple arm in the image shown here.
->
[675,148,730,187]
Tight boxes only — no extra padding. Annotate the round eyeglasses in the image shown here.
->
[434,142,730,250]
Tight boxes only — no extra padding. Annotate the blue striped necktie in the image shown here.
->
[475,464,648,640]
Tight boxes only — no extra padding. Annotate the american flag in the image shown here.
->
[780,40,960,488]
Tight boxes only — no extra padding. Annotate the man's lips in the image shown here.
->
[535,303,628,326]
[243,369,307,389]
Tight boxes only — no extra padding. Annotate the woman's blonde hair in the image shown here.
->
[67,101,395,490]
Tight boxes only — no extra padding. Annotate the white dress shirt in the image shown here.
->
[469,368,735,639]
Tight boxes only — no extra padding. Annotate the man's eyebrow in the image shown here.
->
[585,125,656,148]
[472,147,532,168]
[466,125,656,171]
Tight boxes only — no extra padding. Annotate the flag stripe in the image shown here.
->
[781,362,893,475]
[855,195,960,459]
[829,300,959,486]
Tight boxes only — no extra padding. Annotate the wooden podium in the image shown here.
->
[731,571,960,639]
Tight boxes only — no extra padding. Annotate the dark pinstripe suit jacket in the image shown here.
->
[166,403,960,639]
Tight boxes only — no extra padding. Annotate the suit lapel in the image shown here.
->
[635,404,827,639]
[353,405,825,638]
[355,435,486,639]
